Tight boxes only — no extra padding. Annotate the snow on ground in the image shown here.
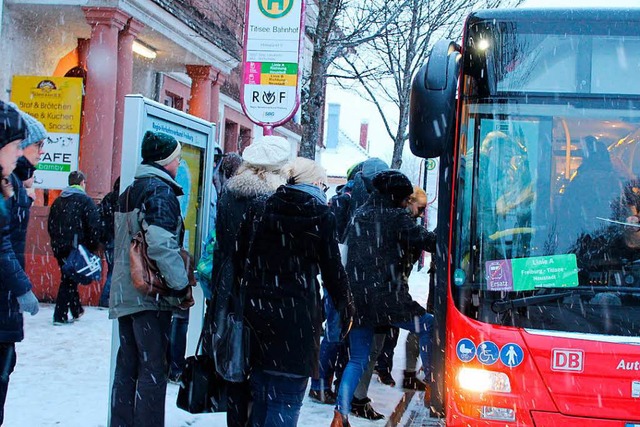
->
[5,265,430,427]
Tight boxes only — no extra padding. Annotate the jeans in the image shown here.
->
[335,313,434,416]
[0,343,16,426]
[353,333,385,400]
[310,339,342,392]
[167,311,189,380]
[54,268,82,322]
[99,246,114,307]
[250,369,308,427]
[323,296,341,343]
[310,296,348,392]
[110,310,172,427]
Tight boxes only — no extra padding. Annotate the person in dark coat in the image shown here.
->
[204,135,291,427]
[47,170,101,324]
[238,157,354,427]
[330,157,388,243]
[331,170,436,427]
[7,107,46,269]
[98,177,120,308]
[0,101,39,425]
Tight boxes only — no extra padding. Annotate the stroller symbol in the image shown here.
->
[456,339,476,362]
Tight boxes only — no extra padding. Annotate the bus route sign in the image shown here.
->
[241,0,304,127]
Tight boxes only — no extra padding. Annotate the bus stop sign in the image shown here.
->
[241,0,305,128]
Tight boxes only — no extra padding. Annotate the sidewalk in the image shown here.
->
[4,267,434,426]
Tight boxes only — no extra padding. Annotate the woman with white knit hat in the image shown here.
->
[204,134,292,427]
[235,157,354,427]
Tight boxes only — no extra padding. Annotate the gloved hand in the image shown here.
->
[17,291,39,316]
[340,298,356,341]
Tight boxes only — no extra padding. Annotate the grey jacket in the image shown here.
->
[109,164,189,319]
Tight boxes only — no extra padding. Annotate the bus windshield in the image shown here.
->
[454,12,640,336]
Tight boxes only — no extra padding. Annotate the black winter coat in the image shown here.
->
[0,197,31,343]
[205,168,285,355]
[239,186,352,377]
[7,173,33,269]
[345,193,436,327]
[98,187,119,248]
[47,186,101,261]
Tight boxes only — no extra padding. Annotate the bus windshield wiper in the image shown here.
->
[492,291,575,313]
[491,286,640,314]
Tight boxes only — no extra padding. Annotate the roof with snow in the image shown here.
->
[318,129,370,178]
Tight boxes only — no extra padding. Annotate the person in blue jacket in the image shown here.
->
[0,101,39,425]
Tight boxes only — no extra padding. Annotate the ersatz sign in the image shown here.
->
[241,0,305,131]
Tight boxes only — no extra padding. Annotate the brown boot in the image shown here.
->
[330,410,351,427]
[424,383,432,407]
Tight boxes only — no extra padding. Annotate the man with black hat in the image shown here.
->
[109,130,193,427]
[0,101,39,425]
[48,170,102,325]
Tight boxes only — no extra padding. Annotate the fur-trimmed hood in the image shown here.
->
[225,167,286,199]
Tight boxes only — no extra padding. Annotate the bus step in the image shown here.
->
[385,390,445,427]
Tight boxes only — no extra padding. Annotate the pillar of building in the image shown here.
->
[77,38,90,70]
[186,65,216,121]
[210,72,226,125]
[81,7,129,199]
[112,18,144,185]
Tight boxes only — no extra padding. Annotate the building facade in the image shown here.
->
[1,0,308,303]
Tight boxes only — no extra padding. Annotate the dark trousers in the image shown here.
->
[227,379,251,427]
[167,311,189,379]
[110,310,172,427]
[250,369,308,427]
[375,326,400,374]
[54,267,82,322]
[0,343,16,426]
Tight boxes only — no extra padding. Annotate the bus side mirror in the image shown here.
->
[410,40,461,159]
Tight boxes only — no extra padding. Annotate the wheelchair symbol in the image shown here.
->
[477,341,499,365]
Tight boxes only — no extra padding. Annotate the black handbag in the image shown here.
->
[176,331,227,413]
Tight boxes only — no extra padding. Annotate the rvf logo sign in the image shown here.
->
[258,0,294,18]
[551,349,584,372]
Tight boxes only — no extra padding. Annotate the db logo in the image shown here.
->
[551,349,584,372]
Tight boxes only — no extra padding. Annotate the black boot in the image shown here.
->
[350,397,385,420]
[309,388,337,404]
[375,369,396,387]
[402,370,427,390]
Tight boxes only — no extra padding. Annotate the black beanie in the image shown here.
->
[0,101,27,149]
[372,170,413,202]
[141,131,180,165]
[14,157,35,181]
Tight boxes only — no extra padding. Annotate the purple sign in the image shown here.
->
[486,259,514,291]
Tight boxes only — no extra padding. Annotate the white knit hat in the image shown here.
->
[242,135,290,171]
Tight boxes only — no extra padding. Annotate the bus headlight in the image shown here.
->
[457,368,511,393]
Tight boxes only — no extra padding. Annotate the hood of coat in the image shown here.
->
[354,192,406,224]
[262,186,329,234]
[59,185,86,198]
[225,167,286,199]
[134,163,183,196]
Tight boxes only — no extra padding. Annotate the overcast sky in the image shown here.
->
[327,0,640,164]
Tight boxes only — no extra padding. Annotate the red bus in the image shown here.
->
[410,8,640,426]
